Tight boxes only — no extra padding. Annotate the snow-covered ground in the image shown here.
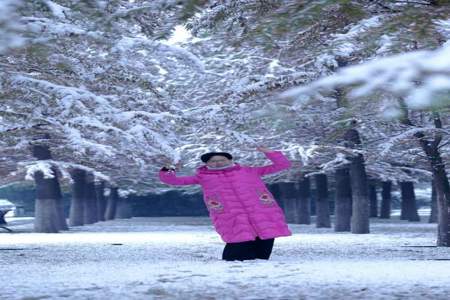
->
[1,214,450,300]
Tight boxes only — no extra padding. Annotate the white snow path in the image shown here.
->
[1,216,450,299]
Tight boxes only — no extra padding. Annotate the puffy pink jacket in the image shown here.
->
[159,151,292,243]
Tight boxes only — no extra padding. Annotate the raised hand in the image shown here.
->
[256,147,272,153]
[174,161,183,170]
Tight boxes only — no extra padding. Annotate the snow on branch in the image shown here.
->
[283,38,450,110]
[11,75,115,115]
[43,1,69,20]
[327,15,386,58]
[186,0,279,35]
[319,153,350,172]
[24,161,55,180]
[379,127,449,156]
[0,0,24,53]
[113,37,205,73]
[20,159,110,183]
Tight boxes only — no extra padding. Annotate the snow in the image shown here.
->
[44,1,69,20]
[0,0,24,53]
[284,42,450,110]
[112,37,205,73]
[283,17,450,110]
[164,25,192,45]
[0,199,15,210]
[2,215,450,299]
[24,161,55,180]
[332,15,384,48]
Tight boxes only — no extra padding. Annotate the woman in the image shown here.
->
[159,147,292,261]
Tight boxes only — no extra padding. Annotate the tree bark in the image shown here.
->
[334,167,352,231]
[278,182,298,223]
[32,144,67,233]
[83,173,98,224]
[432,165,450,246]
[400,181,420,222]
[400,105,449,245]
[268,183,283,209]
[429,179,437,223]
[379,181,392,219]
[344,128,370,234]
[315,174,331,228]
[369,181,378,218]
[105,187,118,220]
[69,169,86,226]
[115,195,133,219]
[297,177,311,225]
[96,181,107,221]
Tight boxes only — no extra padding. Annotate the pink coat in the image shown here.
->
[159,151,292,243]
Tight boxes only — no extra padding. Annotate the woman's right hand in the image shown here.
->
[161,166,175,172]
[161,161,182,172]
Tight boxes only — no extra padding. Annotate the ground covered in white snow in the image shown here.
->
[1,215,450,300]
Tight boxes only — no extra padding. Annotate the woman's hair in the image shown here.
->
[200,152,233,163]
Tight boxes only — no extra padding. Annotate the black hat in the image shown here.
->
[200,152,233,163]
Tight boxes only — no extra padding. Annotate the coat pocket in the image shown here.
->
[256,188,276,207]
[204,194,224,213]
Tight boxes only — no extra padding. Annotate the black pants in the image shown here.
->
[222,237,275,261]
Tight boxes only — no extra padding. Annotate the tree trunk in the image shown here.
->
[268,183,283,209]
[54,180,68,231]
[69,169,86,226]
[369,181,378,218]
[344,128,370,234]
[315,174,331,228]
[105,187,118,220]
[400,182,408,220]
[32,144,67,233]
[96,181,107,221]
[297,177,311,225]
[84,173,98,224]
[429,179,437,223]
[400,181,420,222]
[334,167,352,232]
[278,182,298,223]
[379,181,392,219]
[34,197,59,233]
[433,166,450,246]
[115,195,133,219]
[401,107,449,245]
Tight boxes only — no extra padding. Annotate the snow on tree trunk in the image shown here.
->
[83,173,98,224]
[379,181,392,219]
[69,169,86,226]
[32,144,67,233]
[334,167,352,232]
[369,181,378,218]
[400,181,420,222]
[344,128,370,234]
[95,181,107,222]
[429,179,437,224]
[315,174,331,228]
[297,176,311,225]
[115,196,133,219]
[105,187,118,220]
[278,182,298,224]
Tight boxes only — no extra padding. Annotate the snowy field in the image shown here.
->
[1,214,450,300]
